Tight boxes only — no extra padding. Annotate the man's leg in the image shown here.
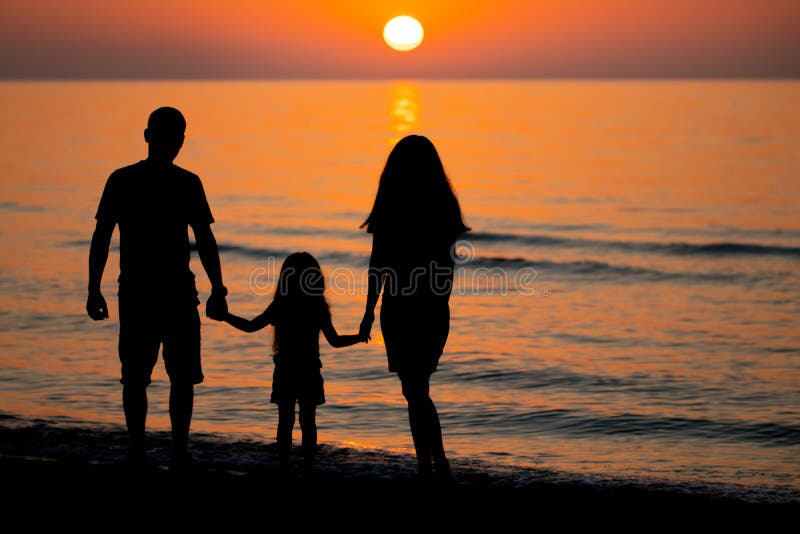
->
[123,384,147,462]
[163,304,202,466]
[118,296,159,464]
[169,382,194,461]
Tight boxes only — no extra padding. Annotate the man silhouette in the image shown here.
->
[86,107,227,467]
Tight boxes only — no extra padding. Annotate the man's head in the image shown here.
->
[144,107,186,163]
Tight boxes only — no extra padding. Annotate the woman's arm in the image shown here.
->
[360,234,386,337]
[322,315,368,348]
[223,307,272,333]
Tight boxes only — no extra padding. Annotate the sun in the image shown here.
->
[383,16,424,52]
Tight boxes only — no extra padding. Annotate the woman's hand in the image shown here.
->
[359,310,375,339]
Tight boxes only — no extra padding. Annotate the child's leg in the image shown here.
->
[277,401,296,468]
[298,402,317,468]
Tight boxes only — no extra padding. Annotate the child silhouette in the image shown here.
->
[224,252,367,472]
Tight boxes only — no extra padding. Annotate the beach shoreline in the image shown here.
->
[4,454,795,529]
[2,414,797,522]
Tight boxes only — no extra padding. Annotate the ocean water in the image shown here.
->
[0,81,798,496]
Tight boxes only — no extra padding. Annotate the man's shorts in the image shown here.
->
[118,294,203,386]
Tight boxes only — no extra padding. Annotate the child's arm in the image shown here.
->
[321,315,368,348]
[224,307,273,333]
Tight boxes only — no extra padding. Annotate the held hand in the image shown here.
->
[206,290,228,321]
[359,310,375,340]
[86,291,109,321]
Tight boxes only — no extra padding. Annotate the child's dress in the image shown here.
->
[265,300,328,406]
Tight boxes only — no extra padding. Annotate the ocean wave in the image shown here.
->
[215,243,293,258]
[450,366,716,398]
[61,238,769,284]
[200,240,771,285]
[460,220,800,241]
[216,243,367,266]
[61,239,365,266]
[220,223,361,240]
[461,406,800,447]
[215,242,747,284]
[0,201,45,213]
[469,231,800,258]
[62,239,120,254]
[467,256,748,283]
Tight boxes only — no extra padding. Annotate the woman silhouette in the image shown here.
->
[359,135,469,480]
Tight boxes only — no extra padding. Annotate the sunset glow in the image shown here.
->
[0,0,798,78]
[383,16,424,52]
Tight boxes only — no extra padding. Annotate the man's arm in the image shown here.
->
[86,218,115,320]
[192,223,224,290]
[192,222,227,320]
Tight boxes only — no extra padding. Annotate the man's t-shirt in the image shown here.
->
[95,160,214,298]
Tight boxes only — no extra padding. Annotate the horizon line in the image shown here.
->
[2,75,799,82]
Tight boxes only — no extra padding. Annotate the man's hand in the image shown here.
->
[359,309,375,339]
[86,291,109,321]
[206,287,228,321]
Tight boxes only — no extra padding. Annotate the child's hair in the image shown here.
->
[271,252,330,354]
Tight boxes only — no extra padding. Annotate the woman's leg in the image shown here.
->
[277,401,296,469]
[298,402,318,472]
[428,398,447,467]
[400,371,435,476]
[400,370,453,480]
[430,406,453,481]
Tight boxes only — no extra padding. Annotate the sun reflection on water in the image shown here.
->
[389,83,419,139]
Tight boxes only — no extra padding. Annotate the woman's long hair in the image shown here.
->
[361,135,469,237]
[271,252,329,354]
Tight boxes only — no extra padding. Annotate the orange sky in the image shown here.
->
[1,0,798,78]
